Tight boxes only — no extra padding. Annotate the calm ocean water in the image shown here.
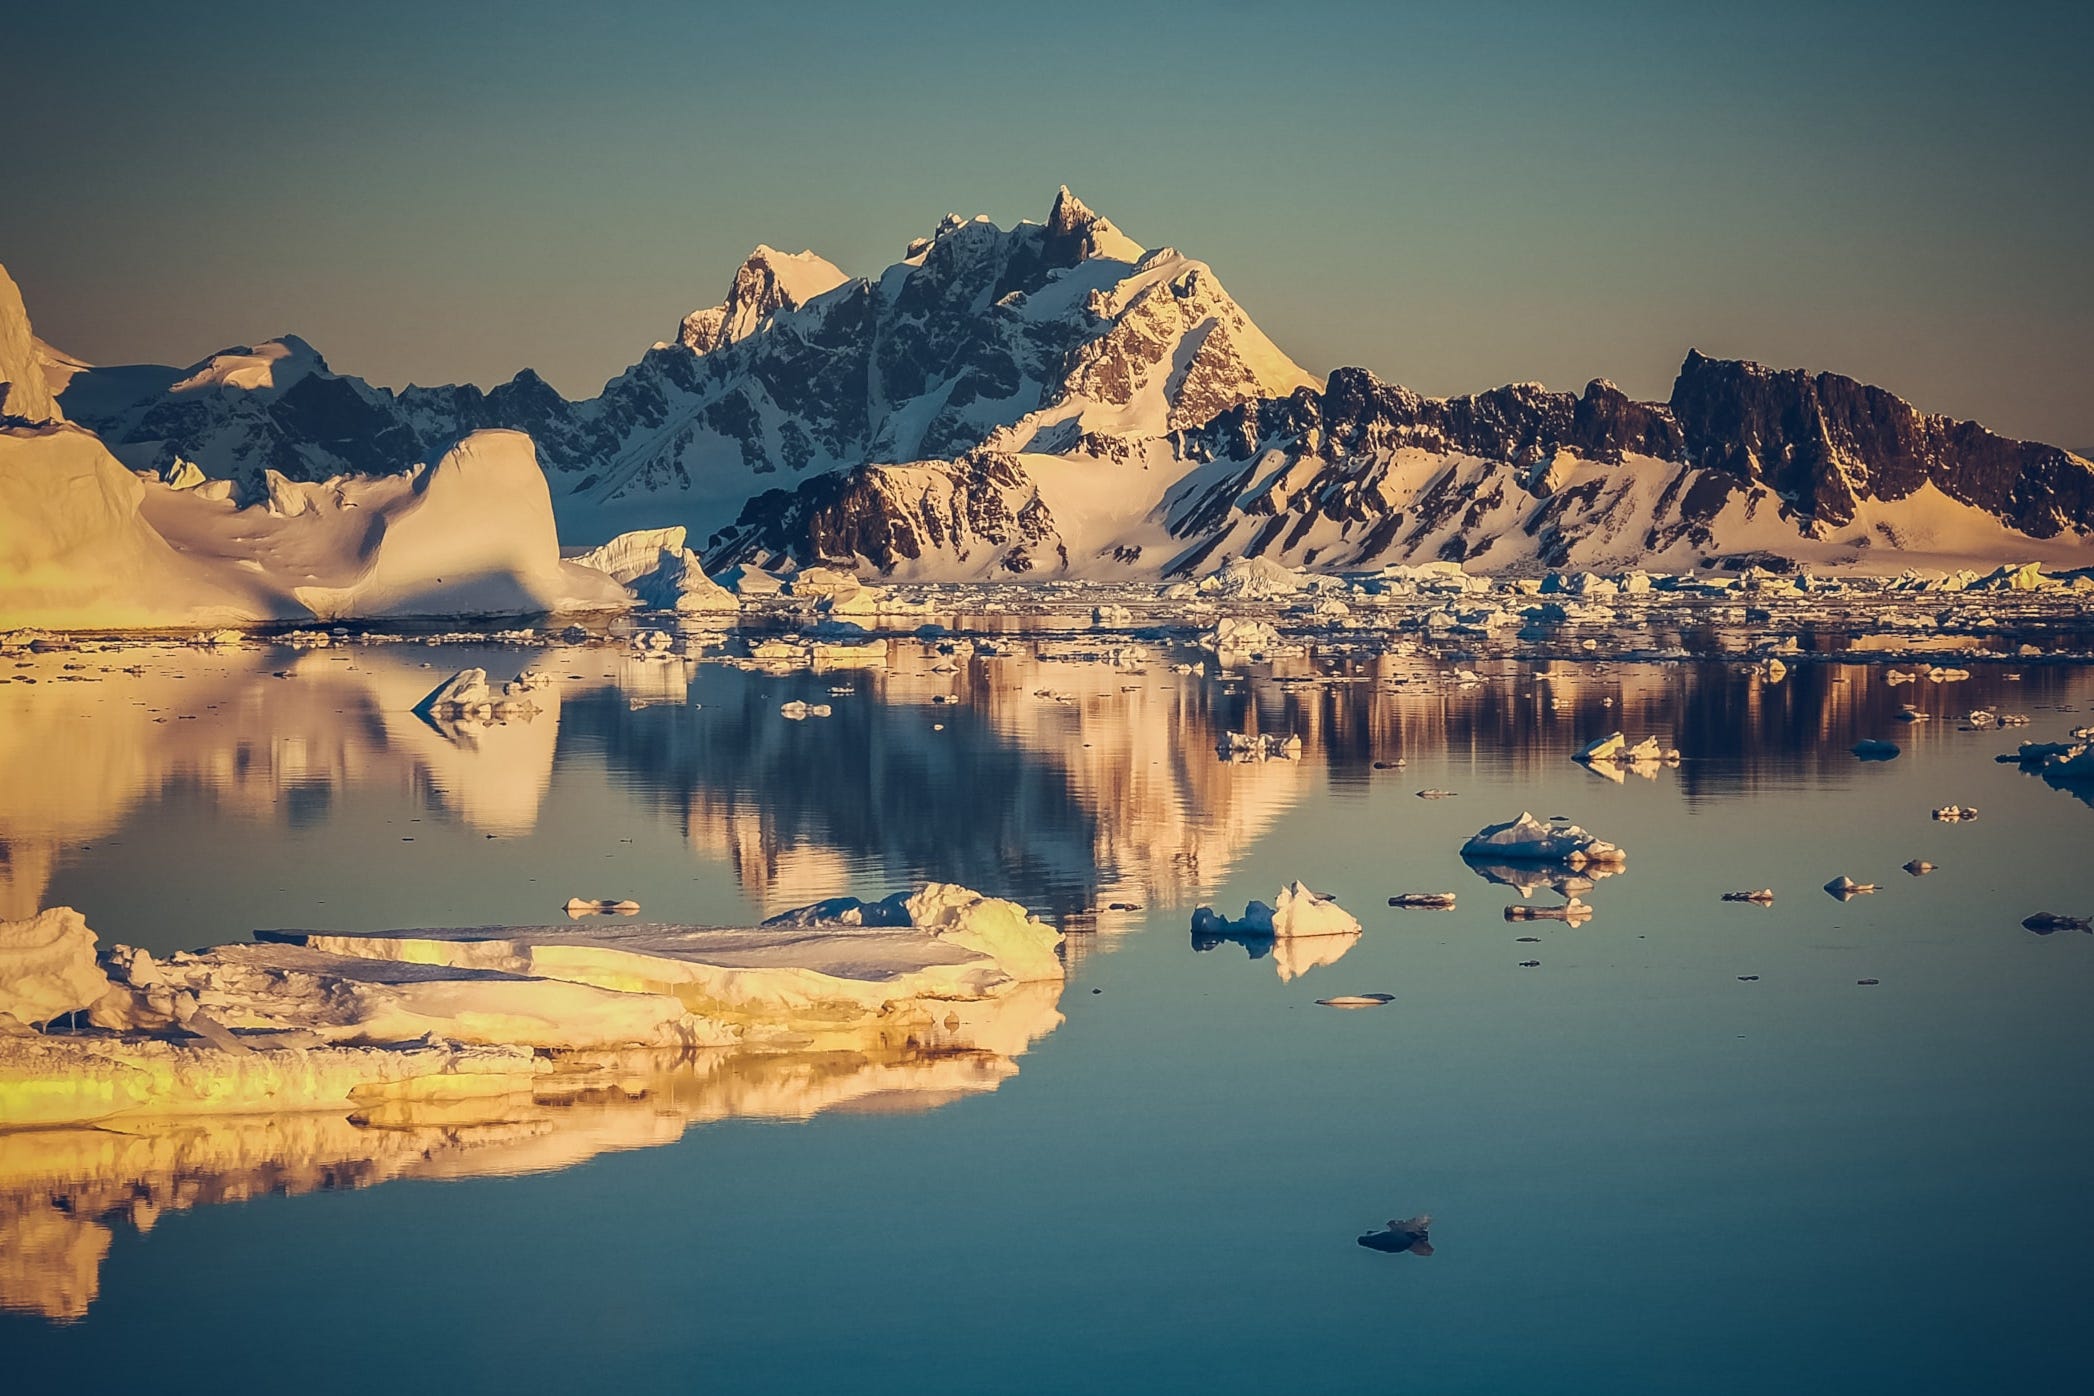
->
[3,638,2090,1393]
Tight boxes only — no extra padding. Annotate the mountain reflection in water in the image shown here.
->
[4,638,2082,933]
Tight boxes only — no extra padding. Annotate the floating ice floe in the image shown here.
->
[1824,876,1879,899]
[571,527,740,613]
[1316,993,1394,1008]
[1386,893,1457,910]
[779,700,834,720]
[1573,731,1680,780]
[1461,812,1625,867]
[414,668,541,723]
[1505,901,1592,924]
[0,907,108,1031]
[1191,882,1362,939]
[1194,556,1310,601]
[1931,804,1978,822]
[564,898,641,917]
[2021,913,2091,935]
[1852,739,1901,760]
[1721,889,1776,904]
[2002,739,2094,789]
[0,885,1063,1129]
[1903,860,1936,876]
[1202,616,1296,659]
[1356,1215,1434,1255]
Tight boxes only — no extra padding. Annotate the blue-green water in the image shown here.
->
[3,640,2091,1393]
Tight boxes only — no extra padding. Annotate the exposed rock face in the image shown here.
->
[1149,356,2094,575]
[714,451,1067,575]
[1667,349,2094,538]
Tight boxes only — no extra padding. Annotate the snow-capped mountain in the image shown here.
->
[27,186,2094,578]
[56,187,1316,547]
[1144,353,2094,575]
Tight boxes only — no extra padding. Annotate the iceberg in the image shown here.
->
[1190,882,1362,939]
[0,885,1064,1130]
[1461,812,1626,867]
[1189,884,1362,981]
[570,526,738,613]
[0,427,631,628]
[0,907,111,1031]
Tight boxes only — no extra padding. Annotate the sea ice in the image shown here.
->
[1461,812,1626,867]
[1190,882,1362,939]
[0,907,112,1031]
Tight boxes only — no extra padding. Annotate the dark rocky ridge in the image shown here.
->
[1177,352,2094,546]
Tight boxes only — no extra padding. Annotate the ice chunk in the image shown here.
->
[161,457,206,490]
[1357,1215,1433,1256]
[109,942,697,1052]
[1202,616,1291,657]
[564,898,641,917]
[1461,812,1625,867]
[1195,556,1308,600]
[1190,882,1362,940]
[413,667,540,723]
[0,907,113,1030]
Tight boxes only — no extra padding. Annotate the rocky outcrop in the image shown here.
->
[714,451,1067,576]
[1146,354,2093,575]
[1668,349,2094,537]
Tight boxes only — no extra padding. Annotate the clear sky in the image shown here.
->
[4,0,2089,447]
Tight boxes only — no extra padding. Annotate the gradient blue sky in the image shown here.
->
[4,0,2089,445]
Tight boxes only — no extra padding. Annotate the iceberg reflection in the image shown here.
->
[0,978,1062,1322]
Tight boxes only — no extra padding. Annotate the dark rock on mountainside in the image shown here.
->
[1668,349,2094,538]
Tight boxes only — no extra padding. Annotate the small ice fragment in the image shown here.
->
[1356,1215,1433,1255]
[564,897,641,917]
[1387,893,1457,910]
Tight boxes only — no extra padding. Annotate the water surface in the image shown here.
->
[3,638,2090,1393]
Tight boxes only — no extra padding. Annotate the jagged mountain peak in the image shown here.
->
[1042,185,1143,264]
[171,335,330,396]
[678,245,851,355]
[1047,184,1094,232]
